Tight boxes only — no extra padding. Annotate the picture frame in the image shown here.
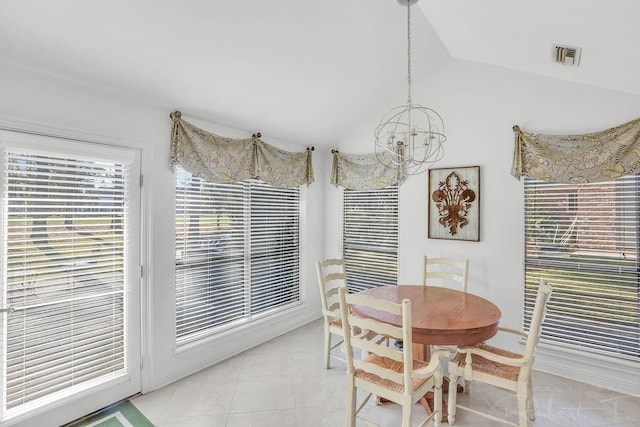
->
[428,166,480,242]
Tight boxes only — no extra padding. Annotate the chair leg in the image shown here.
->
[516,381,529,427]
[526,379,535,421]
[347,375,357,427]
[434,379,443,427]
[447,369,458,426]
[323,322,331,369]
[401,396,413,427]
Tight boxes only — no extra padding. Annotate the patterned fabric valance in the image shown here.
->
[170,112,314,188]
[511,118,640,184]
[330,150,404,190]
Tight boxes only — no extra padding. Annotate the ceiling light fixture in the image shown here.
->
[374,0,446,177]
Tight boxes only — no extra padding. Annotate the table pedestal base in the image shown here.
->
[378,377,463,422]
[413,343,463,422]
[419,378,464,423]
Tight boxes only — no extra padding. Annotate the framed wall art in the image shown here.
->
[428,166,480,241]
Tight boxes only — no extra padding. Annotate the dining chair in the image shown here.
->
[423,256,469,291]
[316,258,349,369]
[447,279,553,427]
[338,286,448,427]
[422,256,470,357]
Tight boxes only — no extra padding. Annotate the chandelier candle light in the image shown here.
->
[374,0,446,177]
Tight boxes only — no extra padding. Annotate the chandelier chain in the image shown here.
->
[406,1,412,105]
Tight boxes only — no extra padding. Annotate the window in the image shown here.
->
[343,186,398,292]
[524,177,640,360]
[1,139,139,418]
[174,167,301,346]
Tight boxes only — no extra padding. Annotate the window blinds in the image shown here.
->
[175,168,300,345]
[2,151,129,413]
[524,177,640,360]
[249,181,300,315]
[343,186,398,292]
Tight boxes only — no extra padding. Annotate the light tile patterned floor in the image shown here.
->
[132,319,640,426]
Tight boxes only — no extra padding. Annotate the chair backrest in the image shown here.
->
[423,256,469,291]
[523,279,553,365]
[316,259,347,318]
[338,287,414,395]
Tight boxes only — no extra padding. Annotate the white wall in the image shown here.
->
[324,57,640,396]
[0,63,325,397]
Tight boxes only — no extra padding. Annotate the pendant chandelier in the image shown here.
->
[374,0,446,177]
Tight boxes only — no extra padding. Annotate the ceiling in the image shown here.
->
[2,1,639,147]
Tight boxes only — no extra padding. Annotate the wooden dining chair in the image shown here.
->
[338,286,449,427]
[316,258,348,369]
[447,279,553,427]
[423,256,469,292]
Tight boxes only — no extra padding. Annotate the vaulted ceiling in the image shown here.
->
[2,1,639,146]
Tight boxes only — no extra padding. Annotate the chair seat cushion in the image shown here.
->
[453,343,523,381]
[354,354,430,393]
[330,318,366,336]
[329,318,343,328]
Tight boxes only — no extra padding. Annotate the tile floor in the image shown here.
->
[132,319,640,426]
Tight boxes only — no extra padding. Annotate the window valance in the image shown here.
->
[330,150,404,190]
[170,111,314,188]
[511,117,640,184]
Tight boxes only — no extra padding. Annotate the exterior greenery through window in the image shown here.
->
[524,177,639,360]
[175,166,301,346]
[343,186,398,292]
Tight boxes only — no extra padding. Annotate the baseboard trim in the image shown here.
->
[534,343,640,397]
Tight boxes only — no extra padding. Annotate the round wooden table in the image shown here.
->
[352,285,502,421]
[353,285,501,349]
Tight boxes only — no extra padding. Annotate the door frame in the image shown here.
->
[0,127,144,427]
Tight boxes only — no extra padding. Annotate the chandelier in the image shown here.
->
[374,0,446,177]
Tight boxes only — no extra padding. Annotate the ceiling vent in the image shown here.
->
[553,44,581,66]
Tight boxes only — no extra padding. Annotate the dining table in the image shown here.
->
[352,284,502,421]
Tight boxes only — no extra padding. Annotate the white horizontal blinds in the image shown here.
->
[343,186,398,292]
[524,177,640,360]
[249,180,300,315]
[3,151,128,411]
[174,169,301,345]
[175,168,246,342]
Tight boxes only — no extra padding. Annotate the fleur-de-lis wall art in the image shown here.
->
[428,166,480,241]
